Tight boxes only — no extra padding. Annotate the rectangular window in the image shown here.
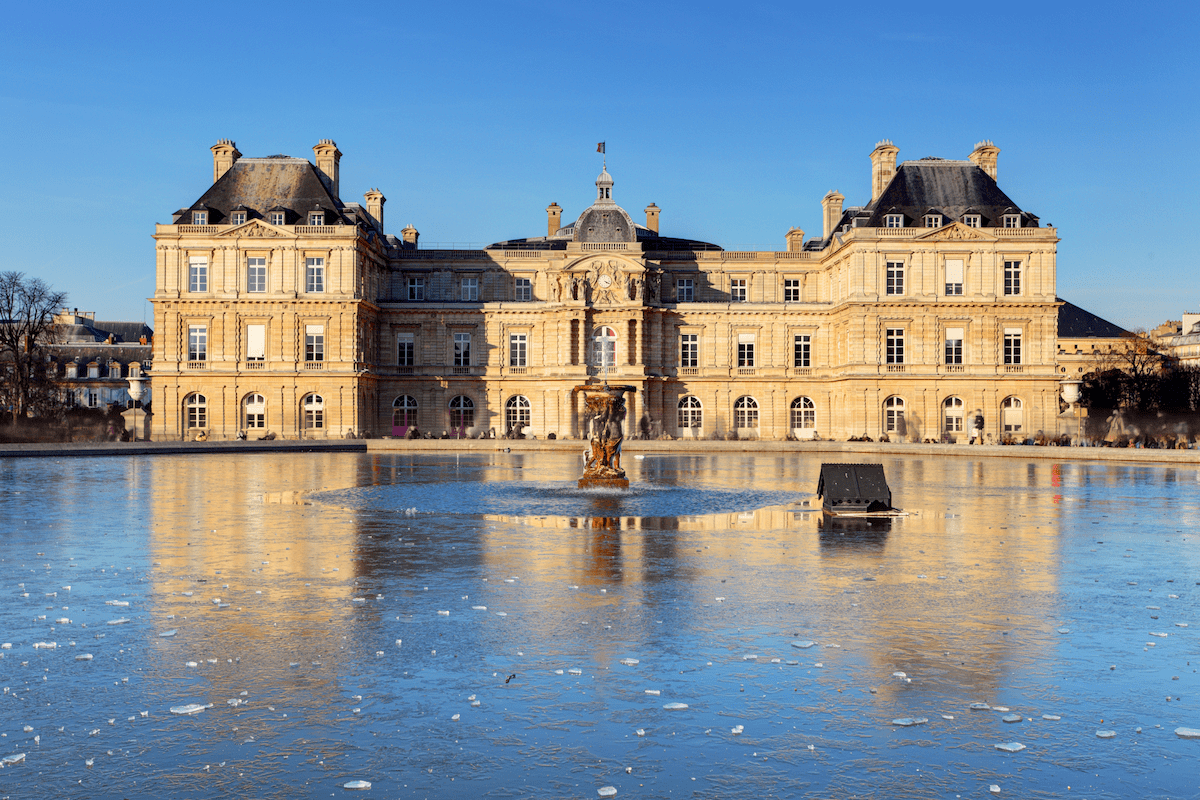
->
[88,364,99,379]
[737,333,755,367]
[305,324,325,362]
[509,333,527,367]
[187,325,207,362]
[454,332,471,367]
[1004,214,1021,228]
[962,214,980,228]
[730,279,747,302]
[944,326,964,364]
[885,214,903,228]
[461,277,478,301]
[188,257,207,293]
[783,279,801,302]
[397,332,414,366]
[246,324,265,362]
[269,211,286,226]
[1003,261,1021,295]
[680,333,698,368]
[306,257,325,293]
[794,334,811,368]
[231,211,246,225]
[885,328,905,364]
[192,211,207,225]
[308,211,324,226]
[886,262,904,295]
[945,259,964,295]
[514,277,532,301]
[247,257,266,293]
[676,278,694,302]
[1004,328,1022,364]
[924,214,942,228]
[108,363,120,379]
[408,277,425,301]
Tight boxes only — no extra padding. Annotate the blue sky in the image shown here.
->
[1,0,1195,330]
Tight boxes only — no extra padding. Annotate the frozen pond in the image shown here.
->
[0,450,1198,798]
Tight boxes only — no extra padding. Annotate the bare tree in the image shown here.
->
[1090,329,1166,413]
[0,272,68,424]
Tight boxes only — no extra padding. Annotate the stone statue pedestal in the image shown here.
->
[576,384,634,489]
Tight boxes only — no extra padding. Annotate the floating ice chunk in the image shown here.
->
[597,787,617,797]
[207,658,217,664]
[32,642,56,650]
[969,703,991,711]
[472,606,487,611]
[159,630,177,638]
[22,726,31,732]
[994,742,1025,752]
[619,658,640,666]
[0,753,25,765]
[471,700,480,707]
[941,714,954,720]
[645,689,660,695]
[343,780,372,790]
[744,654,758,661]
[731,725,744,735]
[1147,605,1160,610]
[1002,714,1022,723]
[468,694,476,700]
[227,699,242,706]
[663,702,689,710]
[992,706,1010,712]
[990,785,1001,794]
[770,657,781,663]
[395,639,402,647]
[1057,628,1070,634]
[105,600,129,607]
[170,703,211,715]
[1175,727,1200,739]
[1149,632,1168,637]
[107,618,129,626]
[568,668,582,675]
[437,610,450,616]
[186,661,198,668]
[55,618,70,624]
[452,713,460,721]
[85,757,93,766]
[892,672,907,678]
[76,653,93,661]
[1,644,10,649]
[1096,730,1116,739]
[1170,594,1180,599]
[1043,714,1061,721]
[496,612,508,617]
[352,598,366,603]
[715,597,725,602]
[554,669,563,675]
[892,717,928,727]
[636,729,645,736]
[792,641,816,649]
[1177,623,1189,628]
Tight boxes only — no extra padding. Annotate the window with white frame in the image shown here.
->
[593,326,616,368]
[509,333,527,367]
[305,257,325,293]
[791,396,815,429]
[269,211,286,226]
[1003,261,1021,295]
[305,324,325,362]
[185,393,207,428]
[303,394,324,429]
[189,257,208,293]
[680,333,698,368]
[676,278,694,302]
[678,395,702,429]
[246,324,265,363]
[1003,214,1021,228]
[885,328,905,364]
[244,393,266,429]
[247,257,266,293]
[188,325,207,362]
[924,214,942,228]
[453,332,471,367]
[794,333,811,368]
[192,211,207,225]
[308,211,324,226]
[505,395,530,434]
[730,278,747,302]
[734,396,759,428]
[66,362,78,378]
[1004,328,1022,364]
[231,211,246,225]
[962,214,980,228]
[884,395,905,433]
[108,363,120,379]
[87,363,99,379]
[885,214,903,228]
[886,261,904,295]
[408,277,425,301]
[944,326,964,364]
[129,363,140,378]
[784,279,801,302]
[461,276,478,301]
[945,259,964,295]
[449,395,474,430]
[87,391,99,408]
[397,332,414,366]
[514,277,532,301]
[737,333,755,367]
[392,395,418,429]
[1001,396,1023,432]
[943,396,964,432]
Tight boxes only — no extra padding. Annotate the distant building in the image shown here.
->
[152,138,1108,442]
[1161,312,1200,367]
[1055,300,1133,378]
[48,309,152,410]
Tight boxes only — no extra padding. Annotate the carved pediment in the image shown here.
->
[557,256,657,306]
[219,220,290,238]
[916,222,994,242]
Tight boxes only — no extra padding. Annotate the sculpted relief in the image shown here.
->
[556,259,661,307]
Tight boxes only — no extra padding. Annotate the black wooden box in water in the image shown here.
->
[817,463,892,513]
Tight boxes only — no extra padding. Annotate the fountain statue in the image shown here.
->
[576,384,635,489]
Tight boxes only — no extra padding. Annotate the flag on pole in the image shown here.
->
[597,142,605,154]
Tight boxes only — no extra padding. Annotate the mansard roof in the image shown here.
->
[1057,299,1130,339]
[863,159,1036,228]
[180,158,349,226]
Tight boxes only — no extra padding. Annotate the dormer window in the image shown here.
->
[231,211,247,225]
[192,211,207,225]
[87,363,100,379]
[884,214,903,228]
[962,214,981,228]
[269,211,286,226]
[1003,214,1021,228]
[109,363,121,379]
[308,211,325,226]
[66,362,78,378]
[924,214,942,228]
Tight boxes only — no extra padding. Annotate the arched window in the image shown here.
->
[790,396,815,429]
[449,395,474,431]
[392,395,418,436]
[884,396,905,434]
[185,393,207,429]
[677,395,702,430]
[505,395,531,435]
[942,396,964,433]
[734,396,759,429]
[592,325,617,368]
[244,393,266,430]
[1001,396,1023,432]
[303,394,324,429]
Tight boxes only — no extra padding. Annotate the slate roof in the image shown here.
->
[59,320,152,344]
[862,160,1035,228]
[1057,299,1130,339]
[179,158,350,225]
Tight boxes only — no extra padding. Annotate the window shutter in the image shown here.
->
[246,325,265,359]
[945,259,964,284]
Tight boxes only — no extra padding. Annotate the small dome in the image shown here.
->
[596,167,613,185]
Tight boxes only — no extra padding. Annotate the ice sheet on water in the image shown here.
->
[636,729,645,736]
[170,703,211,715]
[892,672,907,678]
[343,780,372,790]
[1057,628,1070,634]
[663,702,688,709]
[159,630,177,637]
[994,742,1025,752]
[1175,727,1200,739]
[970,703,991,711]
[731,725,744,734]
[597,787,617,797]
[55,618,70,624]
[0,753,25,765]
[568,668,582,675]
[1043,714,1061,721]
[1002,714,1022,723]
[437,610,449,616]
[1096,730,1116,738]
[892,717,928,727]
[472,606,487,610]
[105,600,129,606]
[75,654,93,661]
[619,658,639,666]
[989,785,1001,794]
[33,642,56,649]
[1149,632,1168,637]
[107,618,129,626]
[645,689,660,695]
[792,641,816,649]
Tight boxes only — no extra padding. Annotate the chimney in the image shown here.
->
[821,191,844,240]
[785,227,805,252]
[401,223,419,247]
[644,203,660,234]
[312,139,343,199]
[546,202,562,237]
[364,189,386,233]
[969,140,1000,181]
[869,140,900,203]
[210,139,241,183]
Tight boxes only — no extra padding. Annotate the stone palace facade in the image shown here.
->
[151,139,1062,442]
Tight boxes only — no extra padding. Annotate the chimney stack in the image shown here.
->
[821,191,844,240]
[869,140,900,203]
[211,139,241,183]
[969,140,1000,181]
[364,189,386,233]
[546,202,562,237]
[401,223,419,247]
[312,139,342,199]
[785,227,805,252]
[644,203,660,234]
